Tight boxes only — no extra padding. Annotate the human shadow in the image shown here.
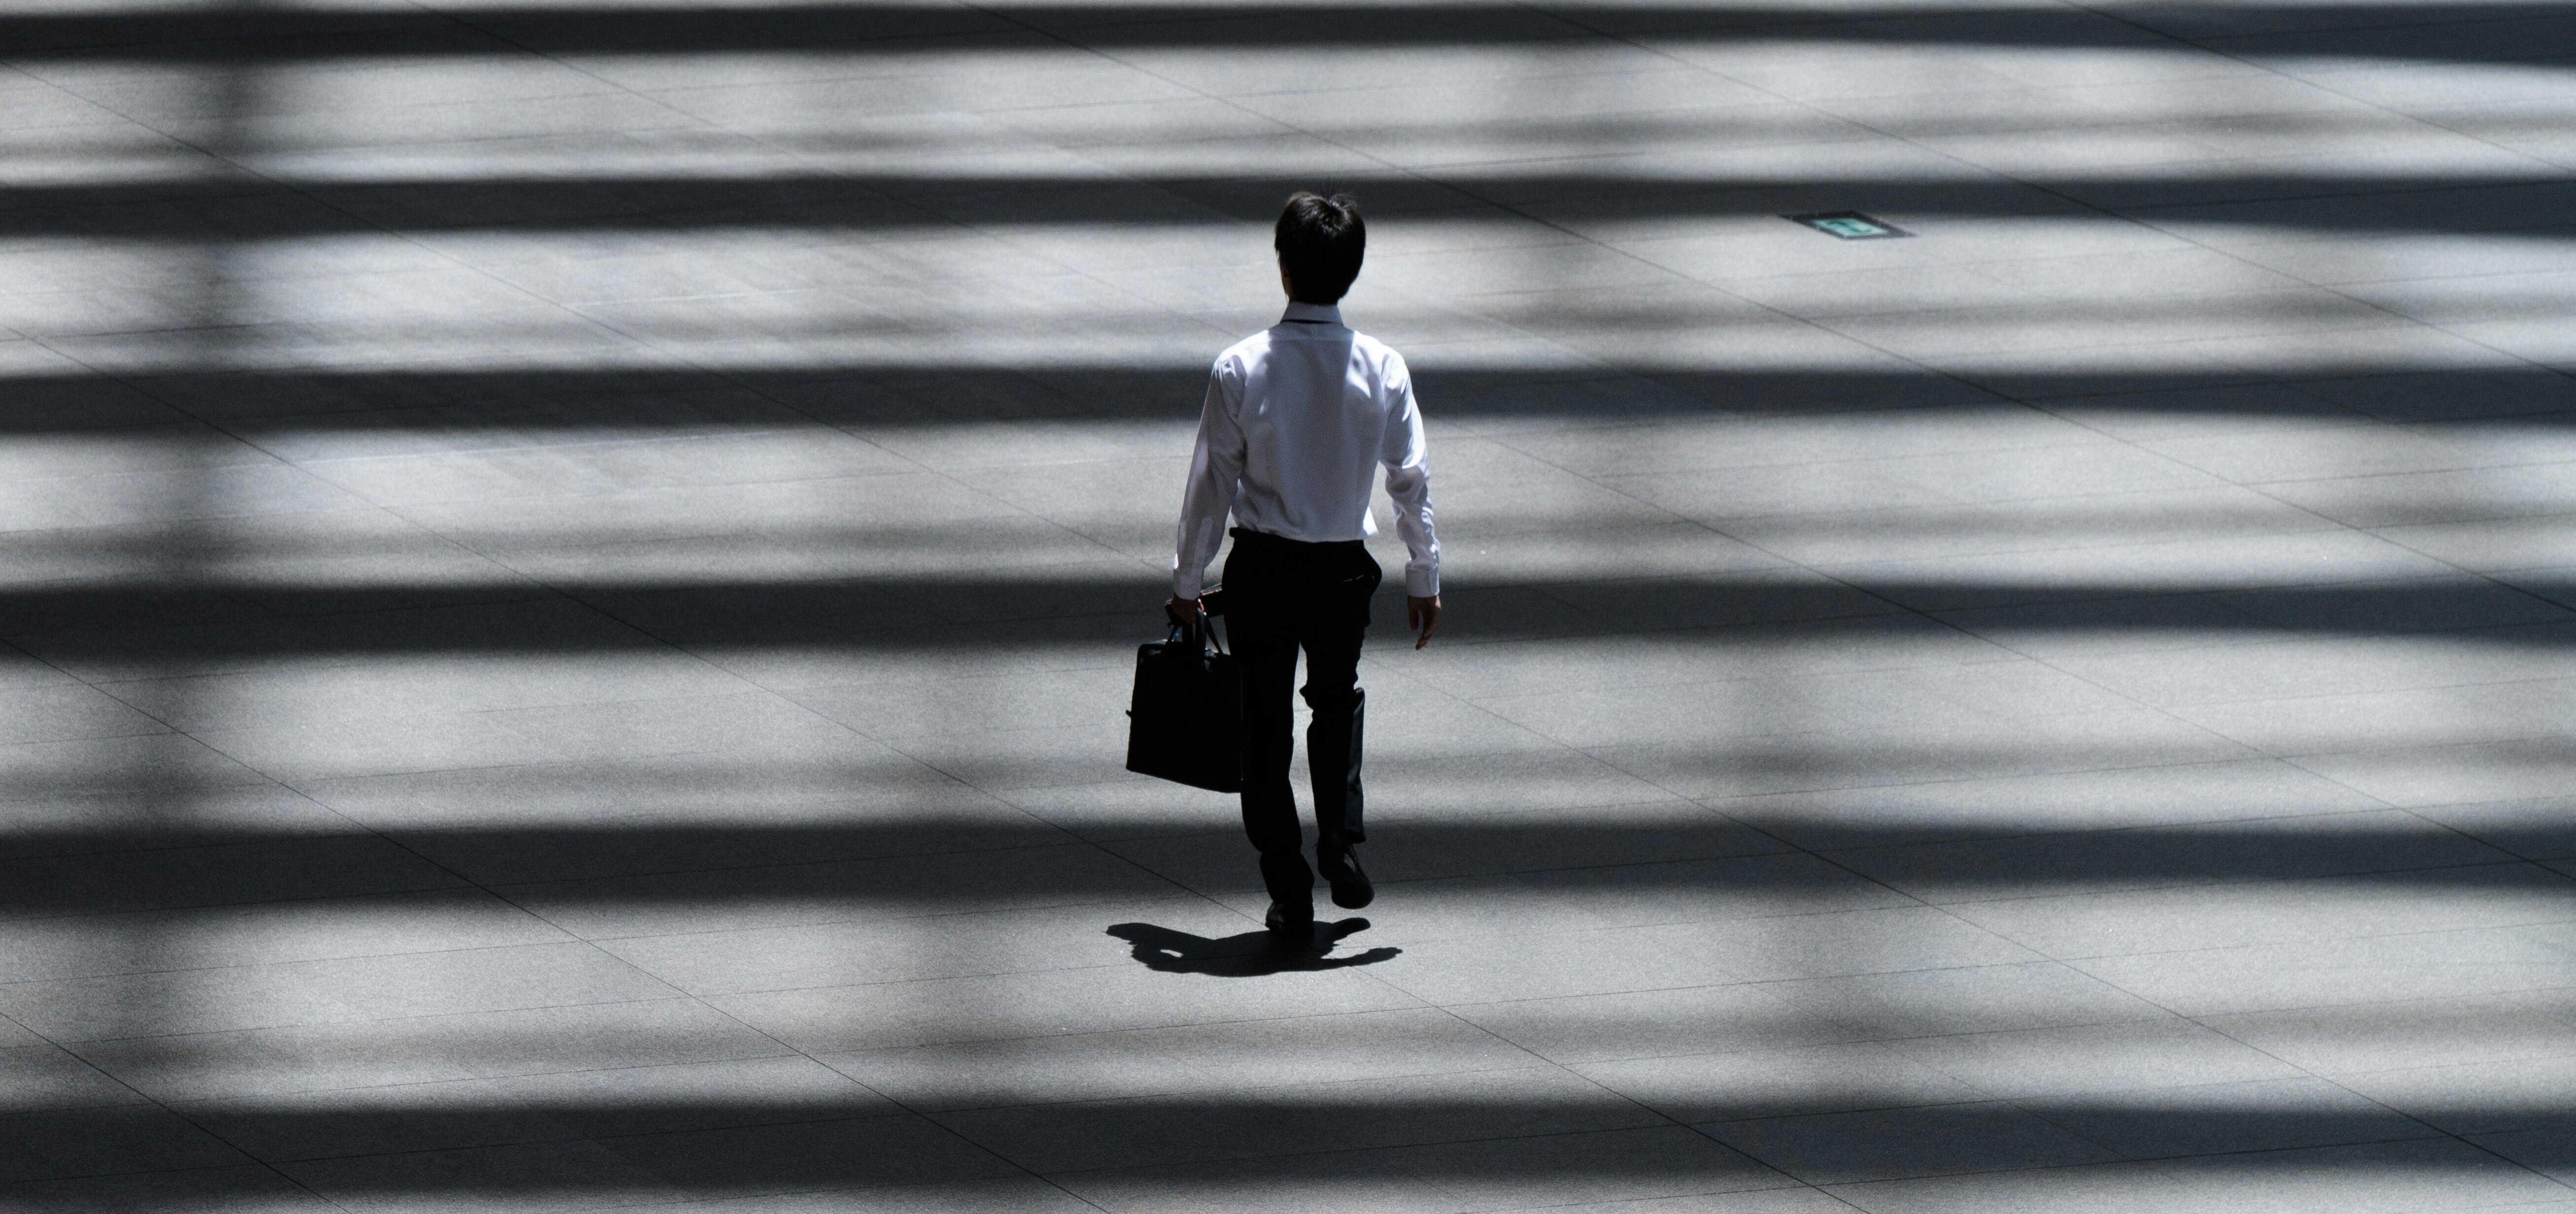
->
[1107,920,1399,976]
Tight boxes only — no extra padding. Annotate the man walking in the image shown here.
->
[1167,191,1442,951]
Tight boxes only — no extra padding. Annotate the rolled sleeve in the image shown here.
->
[1379,365,1439,598]
[1172,360,1244,600]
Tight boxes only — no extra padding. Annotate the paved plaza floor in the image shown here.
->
[5,0,2576,1210]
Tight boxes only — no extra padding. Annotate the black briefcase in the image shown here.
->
[1125,606,1242,792]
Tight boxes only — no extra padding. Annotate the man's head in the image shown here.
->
[1274,191,1365,305]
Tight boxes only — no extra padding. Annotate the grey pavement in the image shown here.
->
[3,0,2576,1210]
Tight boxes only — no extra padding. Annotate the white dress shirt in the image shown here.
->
[1173,302,1439,601]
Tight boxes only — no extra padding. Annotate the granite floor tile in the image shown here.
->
[710,961,1423,1054]
[0,1164,341,1214]
[1379,1126,1796,1211]
[2337,1052,2576,1135]
[0,939,679,1041]
[0,833,468,921]
[175,1077,590,1164]
[497,841,1161,939]
[596,895,1219,995]
[1446,983,1862,1065]
[1946,863,2576,958]
[277,1138,689,1214]
[1819,1159,2196,1214]
[1576,1042,1987,1124]
[2198,988,2576,1075]
[72,999,792,1104]
[1700,1101,2117,1185]
[2151,1137,2570,1213]
[2026,1075,2440,1160]
[0,889,571,983]
[1888,1019,2307,1102]
[939,1065,1663,1174]
[1050,1152,1464,1214]
[2070,923,2576,1017]
[1821,807,2510,902]
[1364,923,1750,1005]
[1766,963,2179,1040]
[0,1104,253,1179]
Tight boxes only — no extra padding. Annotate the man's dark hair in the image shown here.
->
[1274,191,1365,304]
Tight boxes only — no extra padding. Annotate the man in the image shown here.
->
[1167,191,1442,951]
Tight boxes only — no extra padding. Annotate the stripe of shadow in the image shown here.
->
[3,577,2571,651]
[0,816,2547,911]
[0,3,2562,58]
[14,366,2575,433]
[4,175,2575,237]
[3,1097,2488,1190]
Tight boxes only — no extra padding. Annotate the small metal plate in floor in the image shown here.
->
[1785,211,1910,239]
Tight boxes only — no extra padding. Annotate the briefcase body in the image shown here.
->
[1125,613,1243,792]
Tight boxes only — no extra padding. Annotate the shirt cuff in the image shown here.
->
[1406,568,1438,598]
[1173,569,1204,601]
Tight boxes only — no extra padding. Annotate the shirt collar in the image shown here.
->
[1280,301,1343,326]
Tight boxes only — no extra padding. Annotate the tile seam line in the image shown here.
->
[541,897,1234,944]
[1017,1124,1819,1180]
[2042,913,2576,967]
[2116,175,2576,212]
[1657,747,2297,801]
[0,883,540,927]
[0,882,1197,935]
[1906,857,2576,912]
[196,1104,940,1169]
[0,820,1065,866]
[0,933,695,987]
[1778,798,2488,839]
[668,948,1413,998]
[686,929,1441,997]
[283,427,906,465]
[2175,451,2576,487]
[772,1002,1467,1055]
[2141,672,2576,714]
[897,1057,1587,1116]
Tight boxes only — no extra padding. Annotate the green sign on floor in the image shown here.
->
[1785,211,1910,240]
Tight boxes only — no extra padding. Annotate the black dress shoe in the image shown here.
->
[1265,899,1316,950]
[1317,845,1373,910]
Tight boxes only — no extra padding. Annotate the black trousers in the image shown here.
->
[1222,527,1381,914]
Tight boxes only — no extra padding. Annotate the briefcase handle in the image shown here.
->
[1163,608,1228,658]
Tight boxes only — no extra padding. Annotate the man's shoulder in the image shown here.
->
[1346,329,1410,381]
[1213,329,1275,374]
[1346,328,1404,361]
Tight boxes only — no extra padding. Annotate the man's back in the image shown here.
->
[1175,301,1436,606]
[1202,308,1421,550]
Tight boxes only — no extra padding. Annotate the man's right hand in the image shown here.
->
[1407,595,1442,649]
[1165,596,1203,626]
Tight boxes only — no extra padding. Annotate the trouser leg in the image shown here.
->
[1227,551,1312,914]
[1304,688,1364,849]
[1300,553,1379,851]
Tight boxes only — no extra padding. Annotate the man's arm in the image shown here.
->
[1170,362,1245,614]
[1380,363,1441,648]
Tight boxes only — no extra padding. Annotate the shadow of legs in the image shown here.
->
[1106,920,1394,976]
